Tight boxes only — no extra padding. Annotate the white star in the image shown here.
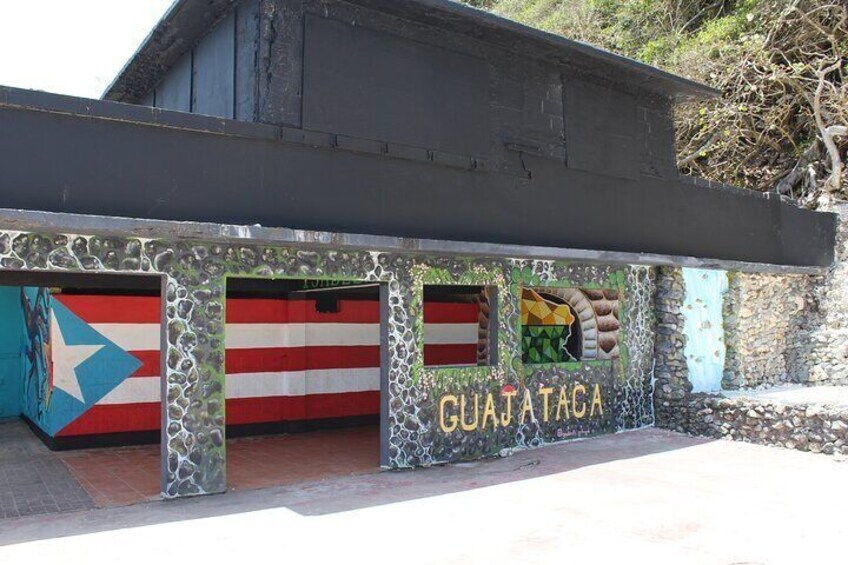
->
[50,311,104,404]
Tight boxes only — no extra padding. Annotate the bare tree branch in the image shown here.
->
[814,60,846,191]
[776,141,820,195]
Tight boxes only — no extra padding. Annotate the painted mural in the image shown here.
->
[423,289,489,368]
[21,287,51,429]
[521,288,578,364]
[21,288,142,437]
[0,231,656,498]
[521,287,621,364]
[39,291,482,439]
[681,268,728,393]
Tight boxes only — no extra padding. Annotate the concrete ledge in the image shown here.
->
[684,391,848,456]
[0,208,828,275]
[0,87,482,171]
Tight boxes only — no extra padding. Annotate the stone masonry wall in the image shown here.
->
[722,273,814,389]
[685,394,848,456]
[653,267,689,431]
[656,266,826,438]
[808,202,848,385]
[652,208,848,452]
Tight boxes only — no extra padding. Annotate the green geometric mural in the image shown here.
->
[522,325,574,364]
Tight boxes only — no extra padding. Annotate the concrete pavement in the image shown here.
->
[0,428,845,564]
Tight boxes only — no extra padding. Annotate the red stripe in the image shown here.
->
[58,295,384,324]
[128,350,160,378]
[74,336,473,376]
[58,392,381,435]
[58,295,478,325]
[57,403,160,436]
[55,295,160,323]
[226,396,306,424]
[226,346,380,374]
[424,344,479,366]
[226,298,294,324]
[226,299,380,324]
[304,392,380,419]
[228,393,379,423]
[424,302,479,324]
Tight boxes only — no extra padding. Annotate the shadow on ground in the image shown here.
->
[0,421,94,520]
[0,427,711,546]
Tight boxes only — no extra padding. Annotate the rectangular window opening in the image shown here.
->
[423,284,497,368]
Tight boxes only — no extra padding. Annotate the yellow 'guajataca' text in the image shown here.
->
[438,383,604,433]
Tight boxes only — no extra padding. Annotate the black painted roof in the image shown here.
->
[103,0,718,104]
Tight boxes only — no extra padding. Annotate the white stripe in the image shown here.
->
[98,377,160,405]
[303,368,380,395]
[90,322,478,351]
[97,368,381,405]
[90,323,160,351]
[424,323,480,345]
[225,323,380,349]
[228,371,306,398]
[89,323,381,351]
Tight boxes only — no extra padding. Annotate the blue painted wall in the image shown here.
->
[682,268,728,393]
[0,286,23,419]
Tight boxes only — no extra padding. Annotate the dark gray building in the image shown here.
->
[0,0,835,500]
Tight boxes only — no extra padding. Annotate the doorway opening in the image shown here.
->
[224,277,387,490]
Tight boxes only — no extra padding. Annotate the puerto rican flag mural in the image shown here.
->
[38,291,483,439]
[34,297,142,437]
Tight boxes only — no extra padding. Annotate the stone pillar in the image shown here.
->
[653,267,690,431]
[809,202,848,385]
[159,247,227,498]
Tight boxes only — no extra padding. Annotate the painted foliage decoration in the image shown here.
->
[0,230,656,499]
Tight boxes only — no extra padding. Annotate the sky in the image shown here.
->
[0,0,175,99]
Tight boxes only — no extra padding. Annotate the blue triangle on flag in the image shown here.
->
[47,301,142,436]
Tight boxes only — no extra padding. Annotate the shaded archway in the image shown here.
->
[223,277,388,491]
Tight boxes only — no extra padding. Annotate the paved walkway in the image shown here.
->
[59,426,380,506]
[1,420,380,512]
[0,421,94,519]
[1,428,846,564]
